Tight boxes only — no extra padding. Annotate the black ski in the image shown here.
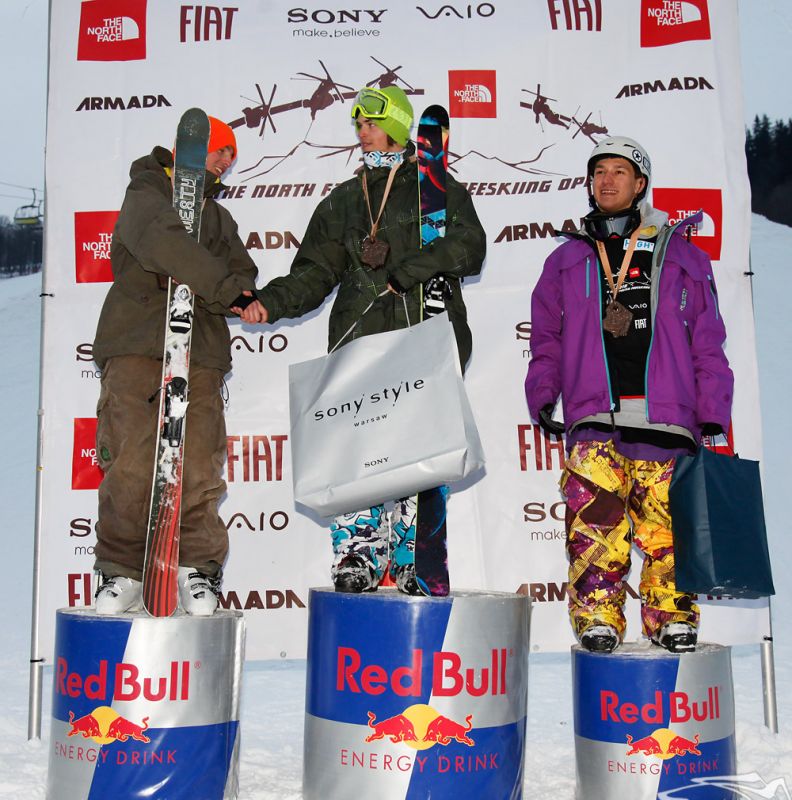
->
[415,105,451,597]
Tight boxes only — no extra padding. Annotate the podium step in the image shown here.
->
[47,608,244,800]
[303,587,531,800]
[572,641,736,800]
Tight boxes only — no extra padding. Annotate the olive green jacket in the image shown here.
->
[256,151,486,367]
[93,146,257,373]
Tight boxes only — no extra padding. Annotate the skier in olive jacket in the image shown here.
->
[525,136,733,654]
[92,116,258,616]
[240,86,486,595]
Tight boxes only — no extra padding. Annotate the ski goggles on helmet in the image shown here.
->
[583,206,642,241]
[351,88,412,128]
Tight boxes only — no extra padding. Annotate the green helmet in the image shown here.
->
[351,86,414,146]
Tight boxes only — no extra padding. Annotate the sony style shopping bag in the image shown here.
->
[669,446,775,598]
[288,312,485,517]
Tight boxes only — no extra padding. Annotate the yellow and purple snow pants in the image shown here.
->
[561,439,699,643]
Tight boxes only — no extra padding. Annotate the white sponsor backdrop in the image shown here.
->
[38,0,769,660]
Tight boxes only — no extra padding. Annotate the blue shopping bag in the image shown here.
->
[669,446,775,598]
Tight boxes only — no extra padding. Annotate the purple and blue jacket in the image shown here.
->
[524,212,733,442]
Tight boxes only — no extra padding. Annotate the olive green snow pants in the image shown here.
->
[94,355,228,580]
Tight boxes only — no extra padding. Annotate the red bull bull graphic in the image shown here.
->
[46,608,244,799]
[66,707,151,743]
[572,643,736,800]
[303,588,530,800]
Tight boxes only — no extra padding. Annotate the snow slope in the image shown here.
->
[1,215,791,797]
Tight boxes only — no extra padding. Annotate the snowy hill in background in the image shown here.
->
[0,215,790,797]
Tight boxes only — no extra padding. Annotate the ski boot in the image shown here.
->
[393,563,422,596]
[652,622,697,653]
[580,624,620,653]
[178,567,220,616]
[333,555,378,593]
[95,574,142,615]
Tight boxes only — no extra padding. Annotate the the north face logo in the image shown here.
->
[74,211,119,283]
[653,188,722,262]
[77,0,147,61]
[71,418,104,490]
[448,70,497,118]
[640,0,711,48]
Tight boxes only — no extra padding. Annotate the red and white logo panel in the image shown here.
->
[72,418,104,491]
[448,70,497,119]
[653,188,722,261]
[640,0,711,47]
[77,0,147,61]
[75,211,118,283]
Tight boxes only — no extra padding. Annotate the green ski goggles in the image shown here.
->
[351,88,412,129]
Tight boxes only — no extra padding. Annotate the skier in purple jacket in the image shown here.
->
[525,136,733,653]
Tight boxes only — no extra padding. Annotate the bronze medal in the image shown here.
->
[361,236,390,269]
[603,299,633,337]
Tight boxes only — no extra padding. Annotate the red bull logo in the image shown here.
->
[423,713,475,746]
[54,706,174,766]
[338,704,492,776]
[600,686,721,724]
[365,712,419,743]
[337,646,509,698]
[606,728,718,779]
[67,708,151,743]
[56,657,191,702]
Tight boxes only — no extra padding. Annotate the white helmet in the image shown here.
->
[588,136,651,201]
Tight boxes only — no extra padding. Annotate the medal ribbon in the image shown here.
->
[596,227,641,302]
[361,161,401,241]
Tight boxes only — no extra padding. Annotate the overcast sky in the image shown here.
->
[0,0,790,222]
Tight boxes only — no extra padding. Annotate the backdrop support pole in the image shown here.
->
[28,312,48,741]
[28,0,54,742]
[761,600,778,732]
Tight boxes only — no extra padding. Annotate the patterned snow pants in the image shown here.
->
[561,439,699,643]
[329,490,447,586]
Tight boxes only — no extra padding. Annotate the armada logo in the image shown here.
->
[653,188,722,261]
[495,216,584,243]
[448,70,497,118]
[75,94,171,112]
[416,3,495,19]
[640,0,711,48]
[547,0,601,31]
[245,230,301,250]
[218,588,305,610]
[616,76,714,98]
[74,211,118,283]
[77,0,147,61]
[72,418,103,490]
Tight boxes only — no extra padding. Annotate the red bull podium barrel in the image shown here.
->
[573,642,736,800]
[303,588,531,800]
[47,608,245,800]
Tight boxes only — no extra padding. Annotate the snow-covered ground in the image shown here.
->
[1,215,791,797]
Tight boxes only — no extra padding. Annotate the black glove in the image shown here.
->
[231,292,255,310]
[538,404,565,436]
[701,422,723,437]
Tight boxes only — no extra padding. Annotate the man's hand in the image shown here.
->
[239,300,268,324]
[538,404,565,436]
[230,290,268,324]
